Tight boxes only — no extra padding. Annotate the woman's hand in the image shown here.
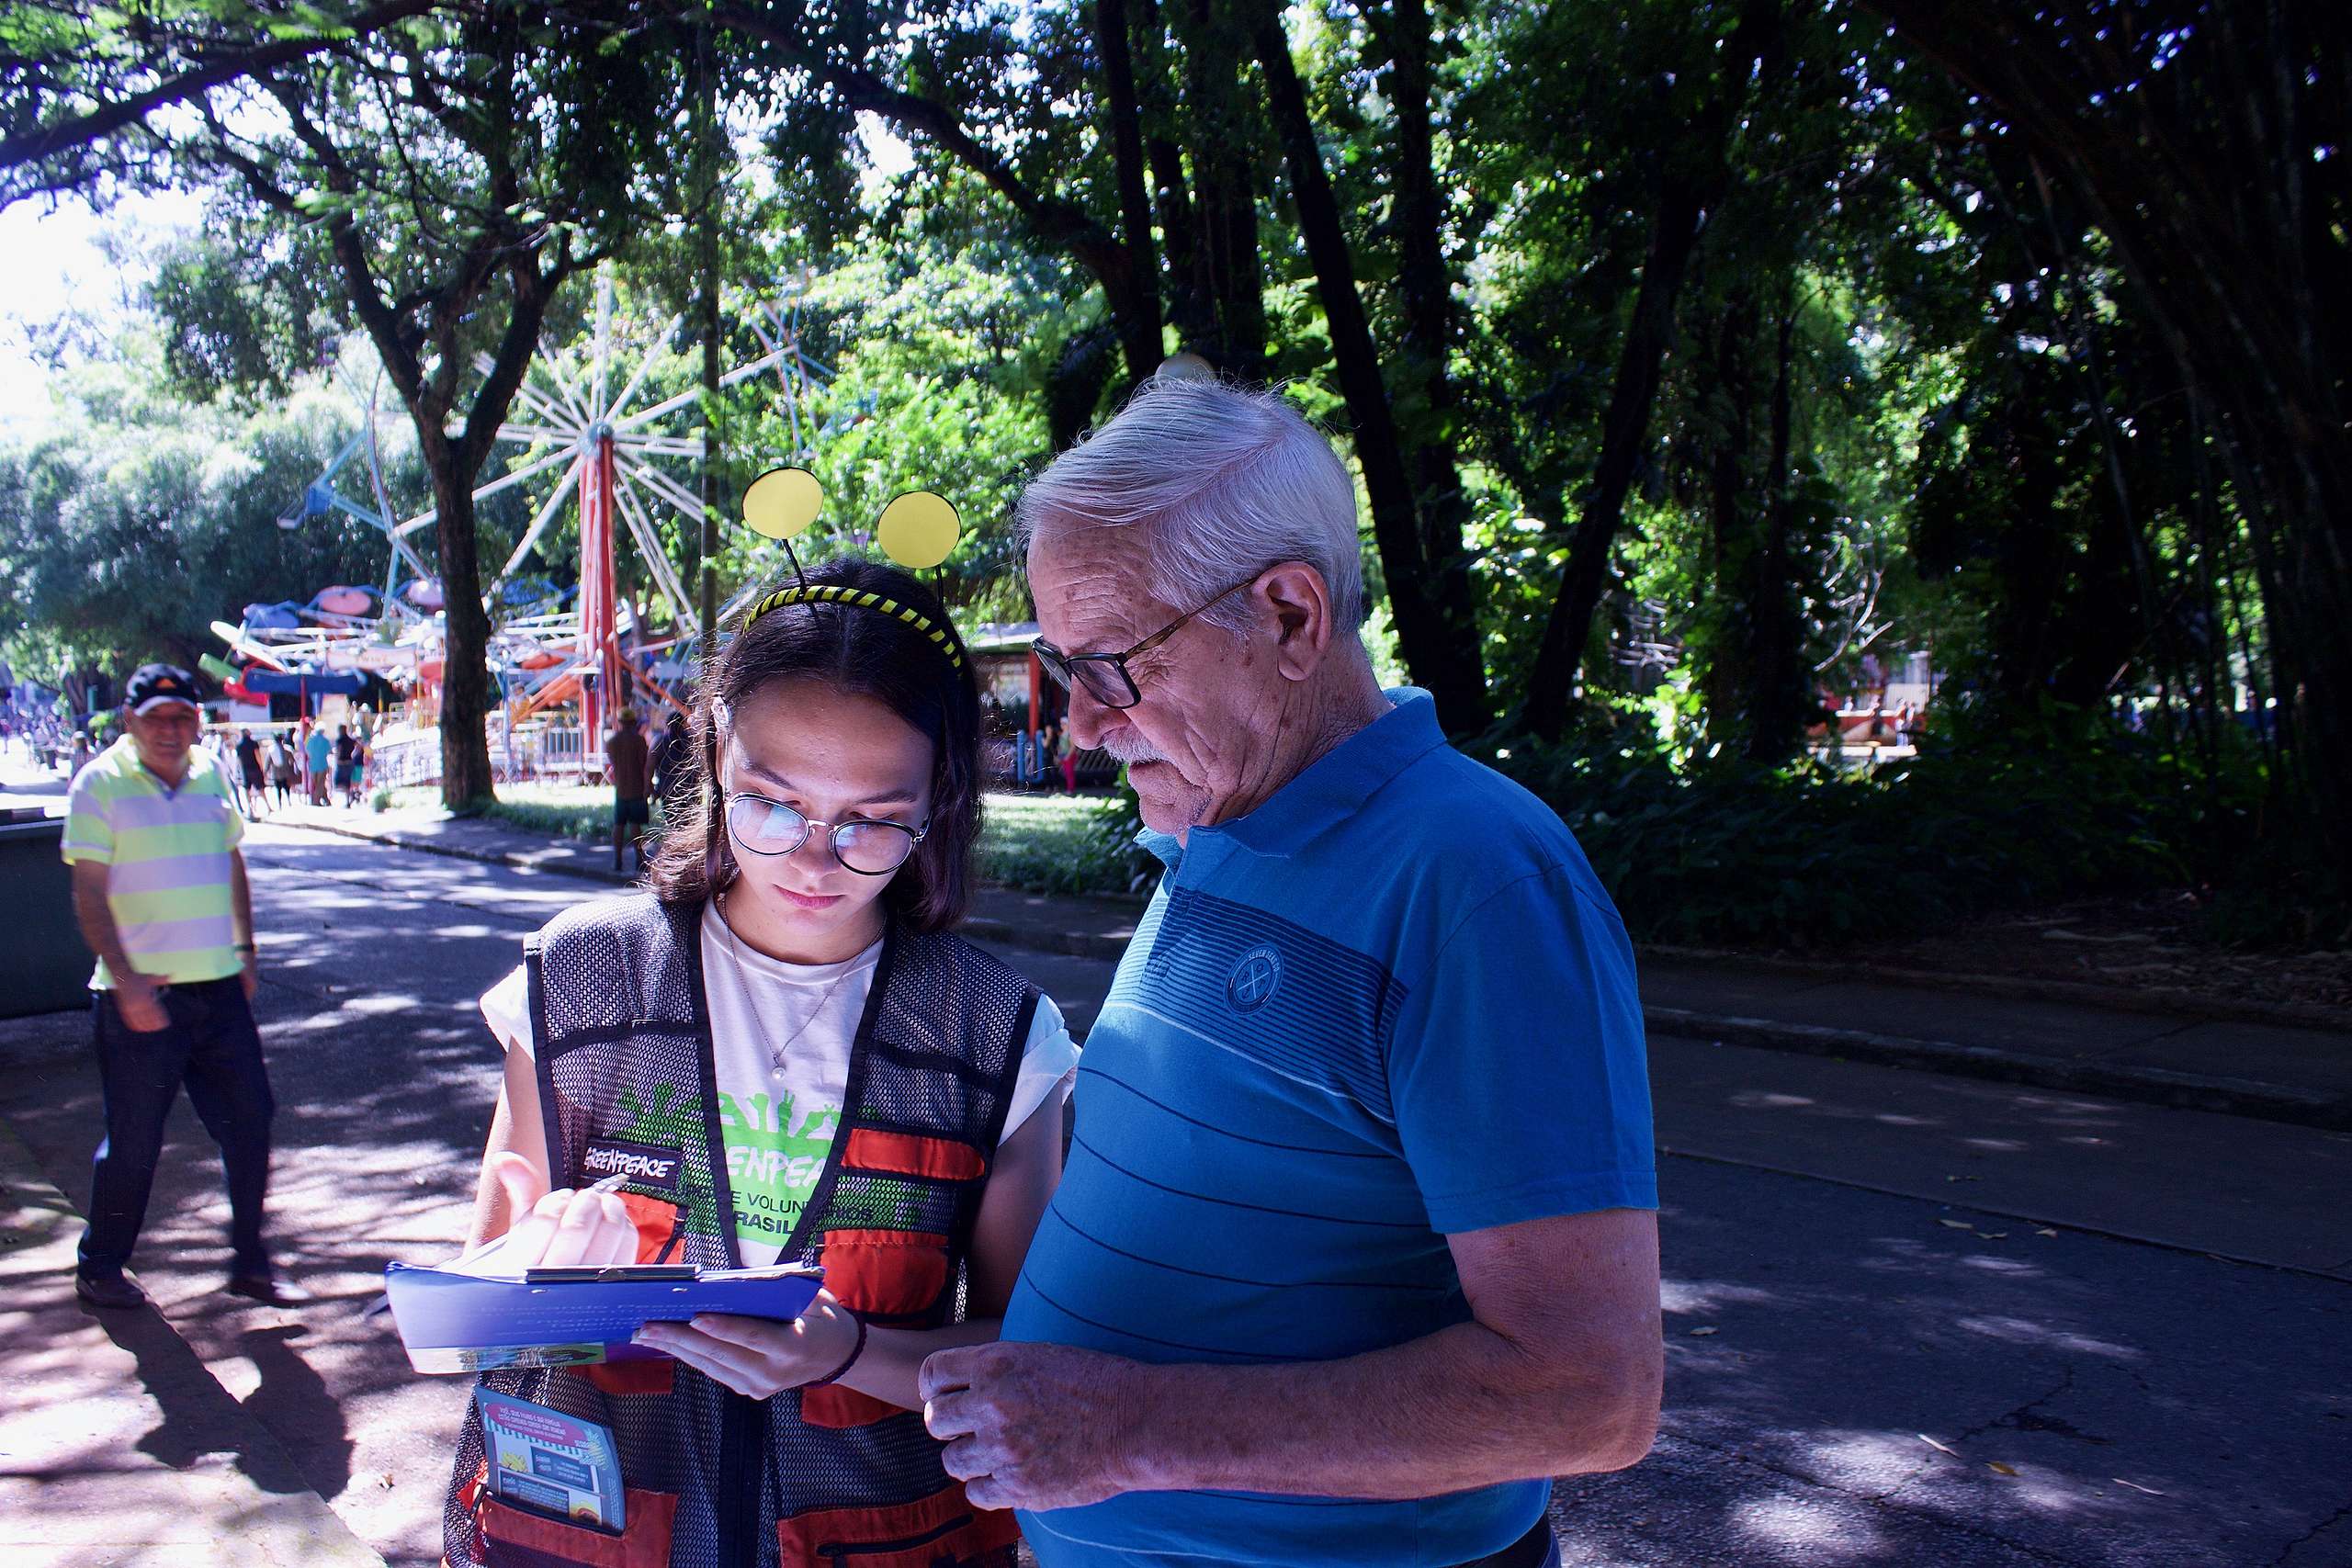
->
[632,1292,862,1399]
[471,1153,640,1270]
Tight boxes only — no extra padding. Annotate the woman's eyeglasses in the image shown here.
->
[724,794,927,875]
[1031,570,1264,710]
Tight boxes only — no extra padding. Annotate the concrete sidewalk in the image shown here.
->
[0,1118,386,1566]
[256,795,2352,1130]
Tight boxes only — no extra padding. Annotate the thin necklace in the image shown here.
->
[713,894,865,1069]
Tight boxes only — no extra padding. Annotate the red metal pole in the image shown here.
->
[579,428,619,760]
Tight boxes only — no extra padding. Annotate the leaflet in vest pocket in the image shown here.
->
[776,1481,1021,1568]
[470,1480,679,1568]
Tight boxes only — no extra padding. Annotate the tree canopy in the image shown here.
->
[2,0,2341,929]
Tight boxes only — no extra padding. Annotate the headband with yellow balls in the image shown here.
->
[735,466,967,670]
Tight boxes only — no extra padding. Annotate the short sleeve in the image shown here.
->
[219,774,244,849]
[481,964,533,1058]
[1387,865,1656,1234]
[60,771,113,864]
[1001,994,1080,1146]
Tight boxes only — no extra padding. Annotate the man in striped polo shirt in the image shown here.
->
[927,379,1661,1567]
[62,663,299,1310]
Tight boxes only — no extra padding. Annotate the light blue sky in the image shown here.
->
[0,187,207,434]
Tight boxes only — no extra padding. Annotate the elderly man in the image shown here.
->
[921,378,1660,1567]
[62,664,300,1308]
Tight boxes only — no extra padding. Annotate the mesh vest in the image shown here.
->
[442,893,1037,1568]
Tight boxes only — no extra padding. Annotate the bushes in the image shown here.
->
[978,792,1155,897]
[1476,702,2301,948]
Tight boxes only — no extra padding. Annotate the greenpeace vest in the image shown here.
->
[442,893,1037,1568]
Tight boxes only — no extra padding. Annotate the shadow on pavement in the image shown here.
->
[111,1306,316,1495]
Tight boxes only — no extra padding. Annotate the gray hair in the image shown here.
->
[1014,376,1369,633]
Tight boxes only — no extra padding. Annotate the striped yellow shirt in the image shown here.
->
[61,736,245,987]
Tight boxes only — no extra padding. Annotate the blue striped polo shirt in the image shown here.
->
[1000,690,1656,1567]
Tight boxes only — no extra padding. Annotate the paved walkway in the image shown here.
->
[259,792,2352,1130]
[0,1116,386,1565]
[9,753,2349,1562]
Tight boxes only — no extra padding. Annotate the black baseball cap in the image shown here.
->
[125,663,204,715]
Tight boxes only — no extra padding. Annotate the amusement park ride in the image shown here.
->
[211,272,839,776]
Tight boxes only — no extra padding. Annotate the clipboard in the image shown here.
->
[385,1260,825,1374]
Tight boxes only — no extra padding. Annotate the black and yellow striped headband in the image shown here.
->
[741,583,966,670]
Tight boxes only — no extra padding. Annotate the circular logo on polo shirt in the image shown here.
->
[1227,945,1283,1013]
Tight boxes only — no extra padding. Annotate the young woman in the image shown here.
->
[443,558,1079,1568]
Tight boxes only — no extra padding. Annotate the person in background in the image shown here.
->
[331,724,357,807]
[234,728,266,818]
[267,732,297,810]
[604,706,652,874]
[60,663,305,1309]
[652,707,691,807]
[303,721,331,806]
[210,729,247,819]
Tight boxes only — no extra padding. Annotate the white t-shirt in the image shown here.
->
[481,903,1079,1266]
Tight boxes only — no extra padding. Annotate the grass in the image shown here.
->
[396,782,1148,893]
[394,783,649,844]
[978,792,1146,897]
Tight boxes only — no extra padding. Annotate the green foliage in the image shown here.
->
[1479,702,2269,949]
[978,791,1153,898]
[0,340,396,679]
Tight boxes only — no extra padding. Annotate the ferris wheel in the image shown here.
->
[378,268,828,742]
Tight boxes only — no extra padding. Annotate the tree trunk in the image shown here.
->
[1248,0,1491,732]
[1744,300,1807,763]
[1521,0,1785,739]
[1178,0,1268,378]
[1048,323,1122,450]
[1095,0,1168,387]
[1380,0,1489,736]
[423,450,496,806]
[1699,293,1756,743]
[1135,0,1212,355]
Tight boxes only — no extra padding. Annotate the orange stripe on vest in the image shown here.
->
[841,1127,989,1181]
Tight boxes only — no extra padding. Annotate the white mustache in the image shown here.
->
[1099,733,1169,766]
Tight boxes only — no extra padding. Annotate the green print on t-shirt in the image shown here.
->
[615,1080,723,1238]
[717,1087,842,1243]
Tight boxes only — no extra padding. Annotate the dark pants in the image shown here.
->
[80,977,277,1280]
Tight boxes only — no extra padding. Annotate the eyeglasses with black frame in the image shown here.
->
[724,794,928,875]
[1031,569,1266,711]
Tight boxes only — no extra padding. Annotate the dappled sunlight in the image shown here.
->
[1952,1315,2144,1359]
[1730,1492,1891,1558]
[1729,1089,1816,1110]
[1659,1276,1786,1317]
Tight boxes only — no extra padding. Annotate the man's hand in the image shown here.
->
[633,1295,862,1399]
[113,974,168,1033]
[920,1342,1149,1512]
[239,950,258,1003]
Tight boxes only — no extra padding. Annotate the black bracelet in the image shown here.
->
[808,1311,867,1387]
